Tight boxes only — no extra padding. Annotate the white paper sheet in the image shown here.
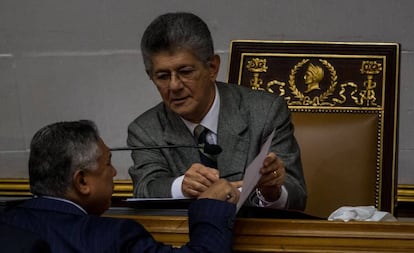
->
[236,130,275,212]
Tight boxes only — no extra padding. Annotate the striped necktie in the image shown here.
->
[194,125,218,168]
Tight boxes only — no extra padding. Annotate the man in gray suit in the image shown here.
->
[128,12,307,211]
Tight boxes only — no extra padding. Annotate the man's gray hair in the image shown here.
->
[29,120,101,197]
[140,12,215,74]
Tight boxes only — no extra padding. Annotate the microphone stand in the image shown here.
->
[110,144,202,151]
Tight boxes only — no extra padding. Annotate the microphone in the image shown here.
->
[110,143,222,156]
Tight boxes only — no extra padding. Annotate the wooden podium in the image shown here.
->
[2,197,414,252]
[105,207,414,253]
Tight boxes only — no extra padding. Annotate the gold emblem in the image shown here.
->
[244,57,382,108]
[286,59,337,106]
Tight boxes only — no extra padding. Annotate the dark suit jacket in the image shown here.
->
[0,222,51,253]
[0,197,235,253]
[128,82,307,210]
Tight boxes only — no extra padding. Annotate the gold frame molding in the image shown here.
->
[0,179,133,198]
[398,184,414,203]
[1,179,413,203]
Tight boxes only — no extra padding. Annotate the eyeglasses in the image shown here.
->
[151,66,199,87]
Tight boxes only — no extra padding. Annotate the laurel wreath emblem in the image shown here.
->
[287,59,338,106]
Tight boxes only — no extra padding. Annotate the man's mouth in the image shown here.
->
[171,96,188,104]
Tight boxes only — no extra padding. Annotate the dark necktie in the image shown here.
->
[194,125,218,168]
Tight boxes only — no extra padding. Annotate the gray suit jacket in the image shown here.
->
[128,82,307,210]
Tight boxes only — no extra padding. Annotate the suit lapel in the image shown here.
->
[216,83,250,178]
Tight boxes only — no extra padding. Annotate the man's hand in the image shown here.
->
[182,163,220,197]
[199,179,242,204]
[256,152,286,202]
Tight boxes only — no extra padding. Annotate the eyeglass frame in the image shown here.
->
[149,57,216,88]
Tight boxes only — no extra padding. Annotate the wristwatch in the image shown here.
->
[255,188,274,205]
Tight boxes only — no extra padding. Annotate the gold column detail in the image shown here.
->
[355,61,382,106]
[246,58,268,90]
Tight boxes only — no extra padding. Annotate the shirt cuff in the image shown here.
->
[171,175,186,198]
[256,185,288,209]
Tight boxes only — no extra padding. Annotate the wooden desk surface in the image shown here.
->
[105,212,414,253]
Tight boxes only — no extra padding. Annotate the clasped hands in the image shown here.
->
[182,152,285,203]
[182,163,241,204]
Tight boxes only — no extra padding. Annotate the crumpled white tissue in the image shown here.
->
[328,206,397,222]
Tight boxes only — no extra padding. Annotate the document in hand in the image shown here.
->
[236,130,275,212]
[126,130,275,213]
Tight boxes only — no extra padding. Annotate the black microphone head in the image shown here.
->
[203,143,222,155]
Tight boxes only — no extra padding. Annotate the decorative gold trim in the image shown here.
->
[0,179,133,198]
[1,178,412,204]
[238,53,387,109]
[0,179,30,196]
[112,180,133,197]
[286,58,338,106]
[229,39,399,47]
[398,184,414,202]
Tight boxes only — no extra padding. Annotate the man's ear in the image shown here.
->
[72,169,90,195]
[208,54,221,81]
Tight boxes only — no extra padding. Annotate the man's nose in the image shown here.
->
[169,72,183,89]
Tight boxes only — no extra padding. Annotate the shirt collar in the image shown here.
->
[39,195,88,214]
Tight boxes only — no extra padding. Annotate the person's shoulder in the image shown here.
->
[128,102,165,128]
[0,222,51,253]
[89,215,147,234]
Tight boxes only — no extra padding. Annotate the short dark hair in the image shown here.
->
[140,12,215,73]
[29,120,100,197]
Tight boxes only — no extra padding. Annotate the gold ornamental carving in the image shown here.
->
[245,57,383,108]
[286,59,337,106]
[246,58,268,90]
